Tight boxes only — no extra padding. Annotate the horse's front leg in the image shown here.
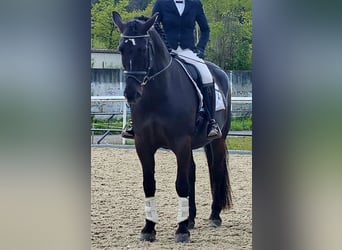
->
[135,142,158,242]
[174,138,192,243]
[188,153,196,230]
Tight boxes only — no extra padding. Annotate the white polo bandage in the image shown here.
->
[145,197,158,223]
[177,197,189,223]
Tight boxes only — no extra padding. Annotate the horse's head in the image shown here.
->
[112,11,158,104]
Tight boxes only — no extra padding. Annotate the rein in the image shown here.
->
[141,58,172,85]
[121,33,172,86]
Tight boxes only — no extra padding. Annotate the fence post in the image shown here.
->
[122,101,127,145]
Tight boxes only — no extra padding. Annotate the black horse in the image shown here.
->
[112,12,232,243]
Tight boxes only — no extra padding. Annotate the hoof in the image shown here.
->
[188,219,195,230]
[175,233,190,243]
[209,219,222,228]
[140,231,156,242]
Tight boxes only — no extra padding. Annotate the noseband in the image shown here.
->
[121,33,172,86]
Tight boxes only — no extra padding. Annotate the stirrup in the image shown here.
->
[207,120,222,138]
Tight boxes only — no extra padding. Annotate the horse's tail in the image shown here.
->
[205,141,233,210]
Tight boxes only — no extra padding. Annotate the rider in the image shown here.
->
[122,0,221,139]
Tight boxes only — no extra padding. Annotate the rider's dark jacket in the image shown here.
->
[152,0,210,52]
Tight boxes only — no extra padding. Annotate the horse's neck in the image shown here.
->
[150,30,171,70]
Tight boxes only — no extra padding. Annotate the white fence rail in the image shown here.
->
[231,96,252,104]
[91,96,252,144]
[92,95,251,104]
[91,96,127,144]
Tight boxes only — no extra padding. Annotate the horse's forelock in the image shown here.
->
[135,15,149,22]
[125,19,153,36]
[125,20,140,35]
[125,15,159,36]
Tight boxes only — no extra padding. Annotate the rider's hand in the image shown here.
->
[195,47,205,59]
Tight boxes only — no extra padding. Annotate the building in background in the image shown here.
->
[91,49,125,116]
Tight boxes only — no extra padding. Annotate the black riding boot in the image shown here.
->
[202,83,222,138]
[121,120,134,139]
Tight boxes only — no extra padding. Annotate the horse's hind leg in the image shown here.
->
[135,143,158,242]
[205,138,233,227]
[188,153,196,229]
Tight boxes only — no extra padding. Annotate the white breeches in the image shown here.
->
[172,47,213,84]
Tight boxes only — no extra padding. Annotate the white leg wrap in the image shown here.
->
[145,197,158,223]
[177,197,189,223]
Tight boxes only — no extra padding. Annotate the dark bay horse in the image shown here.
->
[112,11,232,243]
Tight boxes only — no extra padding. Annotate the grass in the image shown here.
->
[230,116,252,131]
[227,136,252,151]
[91,117,122,129]
[92,116,252,130]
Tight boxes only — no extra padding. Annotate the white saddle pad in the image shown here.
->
[215,84,225,111]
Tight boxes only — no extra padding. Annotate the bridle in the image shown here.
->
[121,33,172,86]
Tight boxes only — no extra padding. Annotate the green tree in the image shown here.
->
[202,0,252,70]
[91,0,154,49]
[127,0,151,11]
[91,0,252,70]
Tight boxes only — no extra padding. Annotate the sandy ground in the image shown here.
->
[91,147,252,249]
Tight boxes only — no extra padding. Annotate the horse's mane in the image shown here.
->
[134,15,171,54]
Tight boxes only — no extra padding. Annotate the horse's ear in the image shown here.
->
[142,12,159,33]
[112,11,126,33]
